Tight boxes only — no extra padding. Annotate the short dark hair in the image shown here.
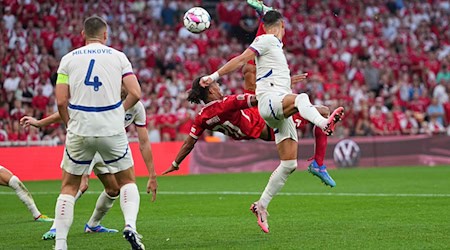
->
[187,77,209,104]
[262,10,283,27]
[83,16,107,38]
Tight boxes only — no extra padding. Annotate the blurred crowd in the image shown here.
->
[0,0,450,145]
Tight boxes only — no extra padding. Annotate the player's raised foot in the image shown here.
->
[35,214,54,222]
[247,0,273,15]
[42,228,56,240]
[84,223,119,233]
[123,225,145,250]
[323,107,344,136]
[250,201,269,233]
[308,160,336,188]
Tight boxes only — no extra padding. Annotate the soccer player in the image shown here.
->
[0,165,53,222]
[53,16,144,249]
[20,94,157,240]
[200,10,344,233]
[243,1,337,184]
[162,77,339,190]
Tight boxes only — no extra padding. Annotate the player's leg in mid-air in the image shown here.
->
[293,107,341,187]
[247,0,273,16]
[0,165,53,222]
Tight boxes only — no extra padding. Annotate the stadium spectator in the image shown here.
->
[426,97,445,127]
[355,109,372,136]
[53,30,72,60]
[1,0,450,143]
[31,87,49,112]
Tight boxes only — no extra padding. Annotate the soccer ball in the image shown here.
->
[183,7,211,34]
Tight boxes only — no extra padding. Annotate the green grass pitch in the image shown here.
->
[1,166,449,249]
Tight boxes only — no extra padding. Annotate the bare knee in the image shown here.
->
[0,167,13,186]
[315,105,330,117]
[104,188,119,197]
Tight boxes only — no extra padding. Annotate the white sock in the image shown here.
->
[8,176,41,219]
[295,93,328,129]
[74,190,83,201]
[87,190,118,228]
[259,160,297,208]
[50,190,82,231]
[120,183,140,229]
[55,194,75,250]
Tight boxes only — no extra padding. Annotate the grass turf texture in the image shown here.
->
[0,166,449,249]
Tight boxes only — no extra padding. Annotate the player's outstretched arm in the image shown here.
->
[162,136,197,175]
[20,112,62,128]
[136,126,157,202]
[200,48,256,87]
[122,74,141,111]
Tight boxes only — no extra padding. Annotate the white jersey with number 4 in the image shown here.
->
[57,43,134,137]
[249,34,291,95]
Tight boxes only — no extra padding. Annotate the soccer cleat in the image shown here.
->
[250,202,269,233]
[35,214,54,222]
[323,107,344,136]
[42,228,56,240]
[123,225,145,250]
[308,160,336,188]
[247,0,273,15]
[84,224,119,233]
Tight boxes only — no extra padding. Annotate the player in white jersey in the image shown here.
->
[53,16,144,250]
[201,10,344,233]
[20,97,157,240]
[0,165,54,222]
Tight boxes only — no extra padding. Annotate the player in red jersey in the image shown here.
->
[162,77,339,189]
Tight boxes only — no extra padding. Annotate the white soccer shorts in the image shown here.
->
[257,92,298,144]
[61,131,134,176]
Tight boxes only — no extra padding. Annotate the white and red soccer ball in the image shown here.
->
[183,7,211,33]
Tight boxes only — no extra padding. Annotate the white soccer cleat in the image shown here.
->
[250,201,269,233]
[123,225,145,250]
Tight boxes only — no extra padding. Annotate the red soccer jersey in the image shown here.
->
[189,94,265,140]
[160,113,177,140]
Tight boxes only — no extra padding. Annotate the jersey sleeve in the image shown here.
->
[120,52,134,78]
[249,35,272,56]
[189,116,205,140]
[56,55,70,84]
[220,94,254,113]
[133,102,147,127]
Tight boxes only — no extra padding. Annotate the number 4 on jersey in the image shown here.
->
[85,59,102,91]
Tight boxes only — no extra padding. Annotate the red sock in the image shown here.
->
[313,126,327,166]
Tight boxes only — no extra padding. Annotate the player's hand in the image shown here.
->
[147,177,157,202]
[162,163,179,175]
[200,76,214,87]
[200,72,219,87]
[291,73,308,84]
[20,116,39,128]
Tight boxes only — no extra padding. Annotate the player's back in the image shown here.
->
[190,95,266,140]
[59,43,132,136]
[249,34,291,95]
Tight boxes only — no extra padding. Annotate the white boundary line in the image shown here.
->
[0,191,449,198]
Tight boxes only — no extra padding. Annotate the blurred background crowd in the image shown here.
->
[0,0,449,145]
